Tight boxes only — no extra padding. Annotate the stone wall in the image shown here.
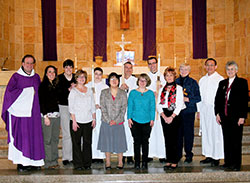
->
[0,0,249,82]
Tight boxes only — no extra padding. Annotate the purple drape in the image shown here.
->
[142,0,156,60]
[192,0,207,59]
[41,0,57,61]
[93,0,107,61]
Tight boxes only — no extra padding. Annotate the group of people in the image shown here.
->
[1,55,248,172]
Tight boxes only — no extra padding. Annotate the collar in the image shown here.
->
[17,67,35,77]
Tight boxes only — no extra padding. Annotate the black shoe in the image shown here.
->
[105,166,111,170]
[84,166,91,170]
[222,163,230,168]
[231,165,241,171]
[200,157,213,164]
[170,164,178,170]
[159,158,166,163]
[127,157,134,165]
[134,162,140,169]
[184,157,192,164]
[116,165,124,169]
[98,159,104,164]
[163,163,171,170]
[29,166,41,171]
[63,160,70,166]
[147,158,153,163]
[74,167,83,170]
[17,164,29,172]
[211,159,220,167]
[141,162,148,169]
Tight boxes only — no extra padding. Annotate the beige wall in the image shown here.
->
[0,0,249,82]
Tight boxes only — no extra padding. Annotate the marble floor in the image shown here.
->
[0,156,250,183]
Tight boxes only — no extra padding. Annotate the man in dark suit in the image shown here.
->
[215,61,249,171]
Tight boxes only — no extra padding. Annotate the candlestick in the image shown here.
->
[158,53,161,76]
[174,55,177,68]
[91,65,95,88]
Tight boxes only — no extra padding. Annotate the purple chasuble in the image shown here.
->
[1,72,45,160]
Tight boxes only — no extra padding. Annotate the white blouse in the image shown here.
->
[157,84,185,116]
[68,87,96,124]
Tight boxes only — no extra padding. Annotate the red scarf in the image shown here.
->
[160,82,177,110]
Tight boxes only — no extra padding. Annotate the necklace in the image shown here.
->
[138,89,147,96]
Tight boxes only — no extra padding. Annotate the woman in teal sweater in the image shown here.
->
[127,73,155,169]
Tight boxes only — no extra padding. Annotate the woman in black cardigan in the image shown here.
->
[39,65,60,169]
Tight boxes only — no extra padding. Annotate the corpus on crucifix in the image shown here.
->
[115,34,131,84]
[120,0,129,29]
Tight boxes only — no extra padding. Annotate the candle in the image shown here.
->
[185,57,187,63]
[174,55,177,68]
[91,65,94,88]
[74,54,78,71]
[158,53,161,75]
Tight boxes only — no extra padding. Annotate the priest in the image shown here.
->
[1,55,45,172]
[146,56,166,162]
[197,58,224,166]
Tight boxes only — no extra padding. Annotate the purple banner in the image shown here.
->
[192,0,207,59]
[142,0,156,60]
[93,0,107,61]
[41,0,57,61]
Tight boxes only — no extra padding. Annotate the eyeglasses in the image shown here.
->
[110,78,118,81]
[148,62,157,66]
[139,80,147,83]
[205,64,215,67]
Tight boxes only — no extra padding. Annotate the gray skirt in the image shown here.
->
[97,122,127,154]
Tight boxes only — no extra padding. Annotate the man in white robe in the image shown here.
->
[197,58,224,166]
[86,67,108,163]
[120,61,137,164]
[147,57,166,162]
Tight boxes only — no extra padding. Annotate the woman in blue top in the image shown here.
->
[127,73,155,169]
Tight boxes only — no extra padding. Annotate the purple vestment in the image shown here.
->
[1,72,45,160]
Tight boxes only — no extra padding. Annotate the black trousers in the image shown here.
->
[177,111,195,160]
[70,121,92,168]
[221,116,243,167]
[130,120,152,163]
[161,108,180,164]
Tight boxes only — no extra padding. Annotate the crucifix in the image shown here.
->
[115,34,131,84]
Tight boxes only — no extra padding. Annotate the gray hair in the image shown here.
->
[226,61,238,71]
[179,63,191,71]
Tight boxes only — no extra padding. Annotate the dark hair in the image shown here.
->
[124,61,133,66]
[63,59,74,68]
[94,67,103,74]
[42,65,58,86]
[75,70,88,84]
[137,73,151,87]
[205,58,217,66]
[22,54,36,64]
[147,56,157,64]
[164,67,177,80]
[107,72,120,87]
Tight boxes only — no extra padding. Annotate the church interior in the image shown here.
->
[0,0,250,182]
